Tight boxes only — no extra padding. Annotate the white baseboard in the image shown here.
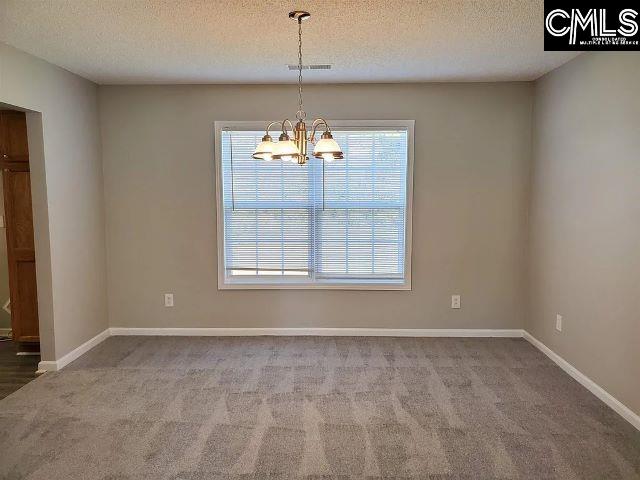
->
[523,331,640,432]
[0,328,12,337]
[109,327,525,338]
[36,361,57,373]
[38,328,110,372]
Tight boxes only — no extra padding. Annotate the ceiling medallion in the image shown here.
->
[252,11,343,165]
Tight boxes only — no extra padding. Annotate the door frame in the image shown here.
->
[0,103,55,360]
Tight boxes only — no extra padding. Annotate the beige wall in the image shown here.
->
[528,53,640,415]
[0,43,108,360]
[99,83,532,330]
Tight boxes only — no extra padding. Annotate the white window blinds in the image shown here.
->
[219,124,410,288]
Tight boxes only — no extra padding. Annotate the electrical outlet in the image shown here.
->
[451,295,461,309]
[164,293,174,307]
[556,314,562,332]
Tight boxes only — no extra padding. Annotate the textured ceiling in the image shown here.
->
[0,0,580,84]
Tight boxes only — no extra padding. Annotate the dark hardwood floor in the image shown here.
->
[0,339,40,400]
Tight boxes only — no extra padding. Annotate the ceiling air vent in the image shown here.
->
[287,64,332,70]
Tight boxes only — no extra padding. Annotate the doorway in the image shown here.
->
[0,110,40,397]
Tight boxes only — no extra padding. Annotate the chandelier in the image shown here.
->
[252,11,343,165]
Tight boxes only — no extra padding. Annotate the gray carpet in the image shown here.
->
[1,336,639,479]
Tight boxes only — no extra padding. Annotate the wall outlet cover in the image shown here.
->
[451,295,461,309]
[164,293,174,307]
[556,314,562,332]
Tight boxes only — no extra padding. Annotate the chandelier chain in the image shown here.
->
[296,18,305,121]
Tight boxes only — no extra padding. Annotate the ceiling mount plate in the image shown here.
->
[289,11,311,22]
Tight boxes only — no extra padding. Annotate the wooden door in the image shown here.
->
[0,111,39,343]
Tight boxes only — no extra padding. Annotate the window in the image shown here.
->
[215,120,413,289]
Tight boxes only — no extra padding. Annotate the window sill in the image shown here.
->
[218,279,411,291]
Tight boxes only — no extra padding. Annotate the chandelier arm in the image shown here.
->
[308,118,331,143]
[282,119,295,136]
[311,118,330,128]
[265,121,283,136]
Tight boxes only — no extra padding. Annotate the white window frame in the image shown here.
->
[214,120,414,290]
